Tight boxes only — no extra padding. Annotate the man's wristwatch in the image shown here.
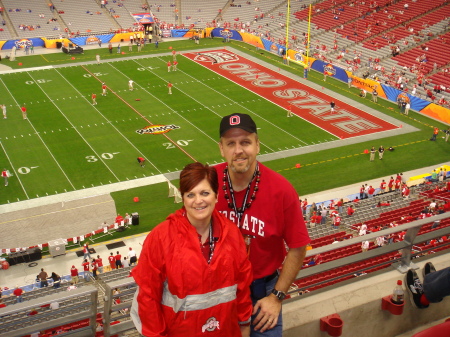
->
[271,288,286,301]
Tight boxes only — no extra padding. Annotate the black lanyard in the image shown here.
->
[226,163,259,225]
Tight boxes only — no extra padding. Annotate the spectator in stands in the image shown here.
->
[115,251,123,269]
[51,272,61,289]
[38,268,48,288]
[123,257,129,268]
[96,255,103,274]
[375,236,385,247]
[347,205,355,217]
[70,265,79,284]
[361,240,370,252]
[128,247,137,266]
[83,243,91,260]
[82,259,90,282]
[406,262,450,309]
[12,285,24,303]
[359,224,368,236]
[91,259,98,279]
[108,252,116,270]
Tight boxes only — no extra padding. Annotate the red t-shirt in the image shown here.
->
[167,61,171,66]
[21,107,26,113]
[92,94,96,99]
[96,258,103,267]
[82,262,90,271]
[115,254,122,261]
[70,267,78,276]
[215,162,310,280]
[108,255,115,266]
[13,288,23,296]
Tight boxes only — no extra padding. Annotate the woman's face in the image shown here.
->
[183,178,217,227]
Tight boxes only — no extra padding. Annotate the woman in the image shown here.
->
[51,272,61,289]
[131,162,252,337]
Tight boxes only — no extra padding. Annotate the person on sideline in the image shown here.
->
[215,113,310,336]
[131,162,253,336]
[370,146,376,161]
[378,145,385,160]
[2,168,8,186]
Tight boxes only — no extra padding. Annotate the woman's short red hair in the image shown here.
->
[179,162,218,196]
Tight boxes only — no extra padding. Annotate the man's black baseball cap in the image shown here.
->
[219,113,257,137]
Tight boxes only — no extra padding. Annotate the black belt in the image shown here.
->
[256,270,278,284]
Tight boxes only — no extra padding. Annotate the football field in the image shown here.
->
[0,48,404,205]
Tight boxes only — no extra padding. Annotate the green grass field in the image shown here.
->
[1,39,449,236]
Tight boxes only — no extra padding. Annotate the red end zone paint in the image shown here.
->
[183,49,398,139]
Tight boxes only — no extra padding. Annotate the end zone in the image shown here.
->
[183,49,400,140]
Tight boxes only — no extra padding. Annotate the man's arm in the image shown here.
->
[252,245,307,332]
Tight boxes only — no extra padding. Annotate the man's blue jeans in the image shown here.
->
[251,275,282,337]
[424,267,450,303]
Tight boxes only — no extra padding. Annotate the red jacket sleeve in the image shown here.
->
[131,229,167,336]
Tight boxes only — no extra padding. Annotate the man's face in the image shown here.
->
[219,128,260,174]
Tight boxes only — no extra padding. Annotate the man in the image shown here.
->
[369,146,376,161]
[405,102,410,115]
[13,286,25,303]
[442,127,450,142]
[38,268,48,288]
[115,251,123,269]
[128,79,134,91]
[108,252,116,270]
[82,259,90,281]
[172,60,178,71]
[108,42,112,53]
[96,54,100,65]
[330,101,335,113]
[286,103,293,117]
[388,176,394,191]
[2,168,8,186]
[369,86,377,101]
[167,81,173,94]
[380,179,386,193]
[21,105,27,119]
[378,145,384,160]
[96,255,104,274]
[128,247,137,266]
[91,93,97,105]
[70,265,79,284]
[172,49,177,61]
[102,82,107,96]
[406,262,450,309]
[167,60,171,72]
[83,243,91,260]
[1,104,6,119]
[215,113,310,336]
[137,156,145,167]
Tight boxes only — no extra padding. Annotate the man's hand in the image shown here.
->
[252,294,281,332]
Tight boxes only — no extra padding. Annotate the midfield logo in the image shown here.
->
[136,124,180,135]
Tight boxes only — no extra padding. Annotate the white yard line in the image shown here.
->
[0,77,76,191]
[0,141,29,200]
[53,67,166,176]
[27,71,121,183]
[172,54,309,147]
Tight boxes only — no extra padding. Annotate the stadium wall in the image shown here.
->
[283,253,450,337]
